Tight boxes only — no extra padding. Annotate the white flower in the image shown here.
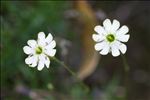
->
[92,19,130,57]
[23,32,56,71]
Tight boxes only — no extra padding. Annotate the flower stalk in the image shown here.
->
[51,57,90,93]
[51,57,76,76]
[121,54,130,100]
[121,54,130,73]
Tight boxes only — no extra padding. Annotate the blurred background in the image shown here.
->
[1,1,150,100]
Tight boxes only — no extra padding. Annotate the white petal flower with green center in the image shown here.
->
[92,19,130,57]
[23,32,56,71]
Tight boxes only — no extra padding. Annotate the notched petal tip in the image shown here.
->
[51,49,56,57]
[38,32,45,35]
[46,33,53,43]
[112,52,120,57]
[103,19,112,31]
[116,34,130,42]
[51,40,56,48]
[27,40,37,48]
[122,34,130,42]
[103,19,111,24]
[45,58,50,68]
[117,25,129,35]
[111,49,120,57]
[38,32,45,39]
[94,44,100,51]
[123,25,129,33]
[125,34,130,42]
[92,34,100,42]
[45,49,56,57]
[119,43,127,54]
[94,25,106,35]
[38,31,45,34]
[23,46,32,54]
[25,56,33,65]
[99,51,108,55]
[37,67,43,71]
[104,18,111,23]
[112,19,120,31]
[37,63,44,71]
[99,45,110,55]
[94,25,101,32]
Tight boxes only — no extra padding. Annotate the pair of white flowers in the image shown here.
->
[23,19,130,71]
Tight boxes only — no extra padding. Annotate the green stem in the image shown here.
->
[121,54,130,100]
[51,57,89,93]
[121,54,130,73]
[52,57,76,76]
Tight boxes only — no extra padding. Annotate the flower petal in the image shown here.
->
[116,25,129,35]
[38,32,45,40]
[111,42,120,57]
[37,60,45,71]
[94,41,106,51]
[94,25,106,35]
[116,34,130,42]
[45,56,50,68]
[111,19,120,32]
[23,46,33,54]
[100,43,110,55]
[37,54,45,71]
[92,34,104,42]
[37,32,46,46]
[38,40,46,47]
[27,40,37,48]
[119,43,127,54]
[103,19,111,32]
[50,41,56,48]
[44,49,56,57]
[46,33,53,44]
[45,40,56,52]
[25,55,34,65]
[30,55,38,67]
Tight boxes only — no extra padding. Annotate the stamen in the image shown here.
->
[36,46,42,54]
[106,34,115,42]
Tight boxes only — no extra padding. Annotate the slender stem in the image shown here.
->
[121,54,130,73]
[121,54,130,100]
[52,57,76,76]
[51,57,89,93]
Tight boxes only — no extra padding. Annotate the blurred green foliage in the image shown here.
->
[1,0,69,90]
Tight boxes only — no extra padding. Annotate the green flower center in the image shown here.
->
[106,34,115,42]
[36,46,43,54]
